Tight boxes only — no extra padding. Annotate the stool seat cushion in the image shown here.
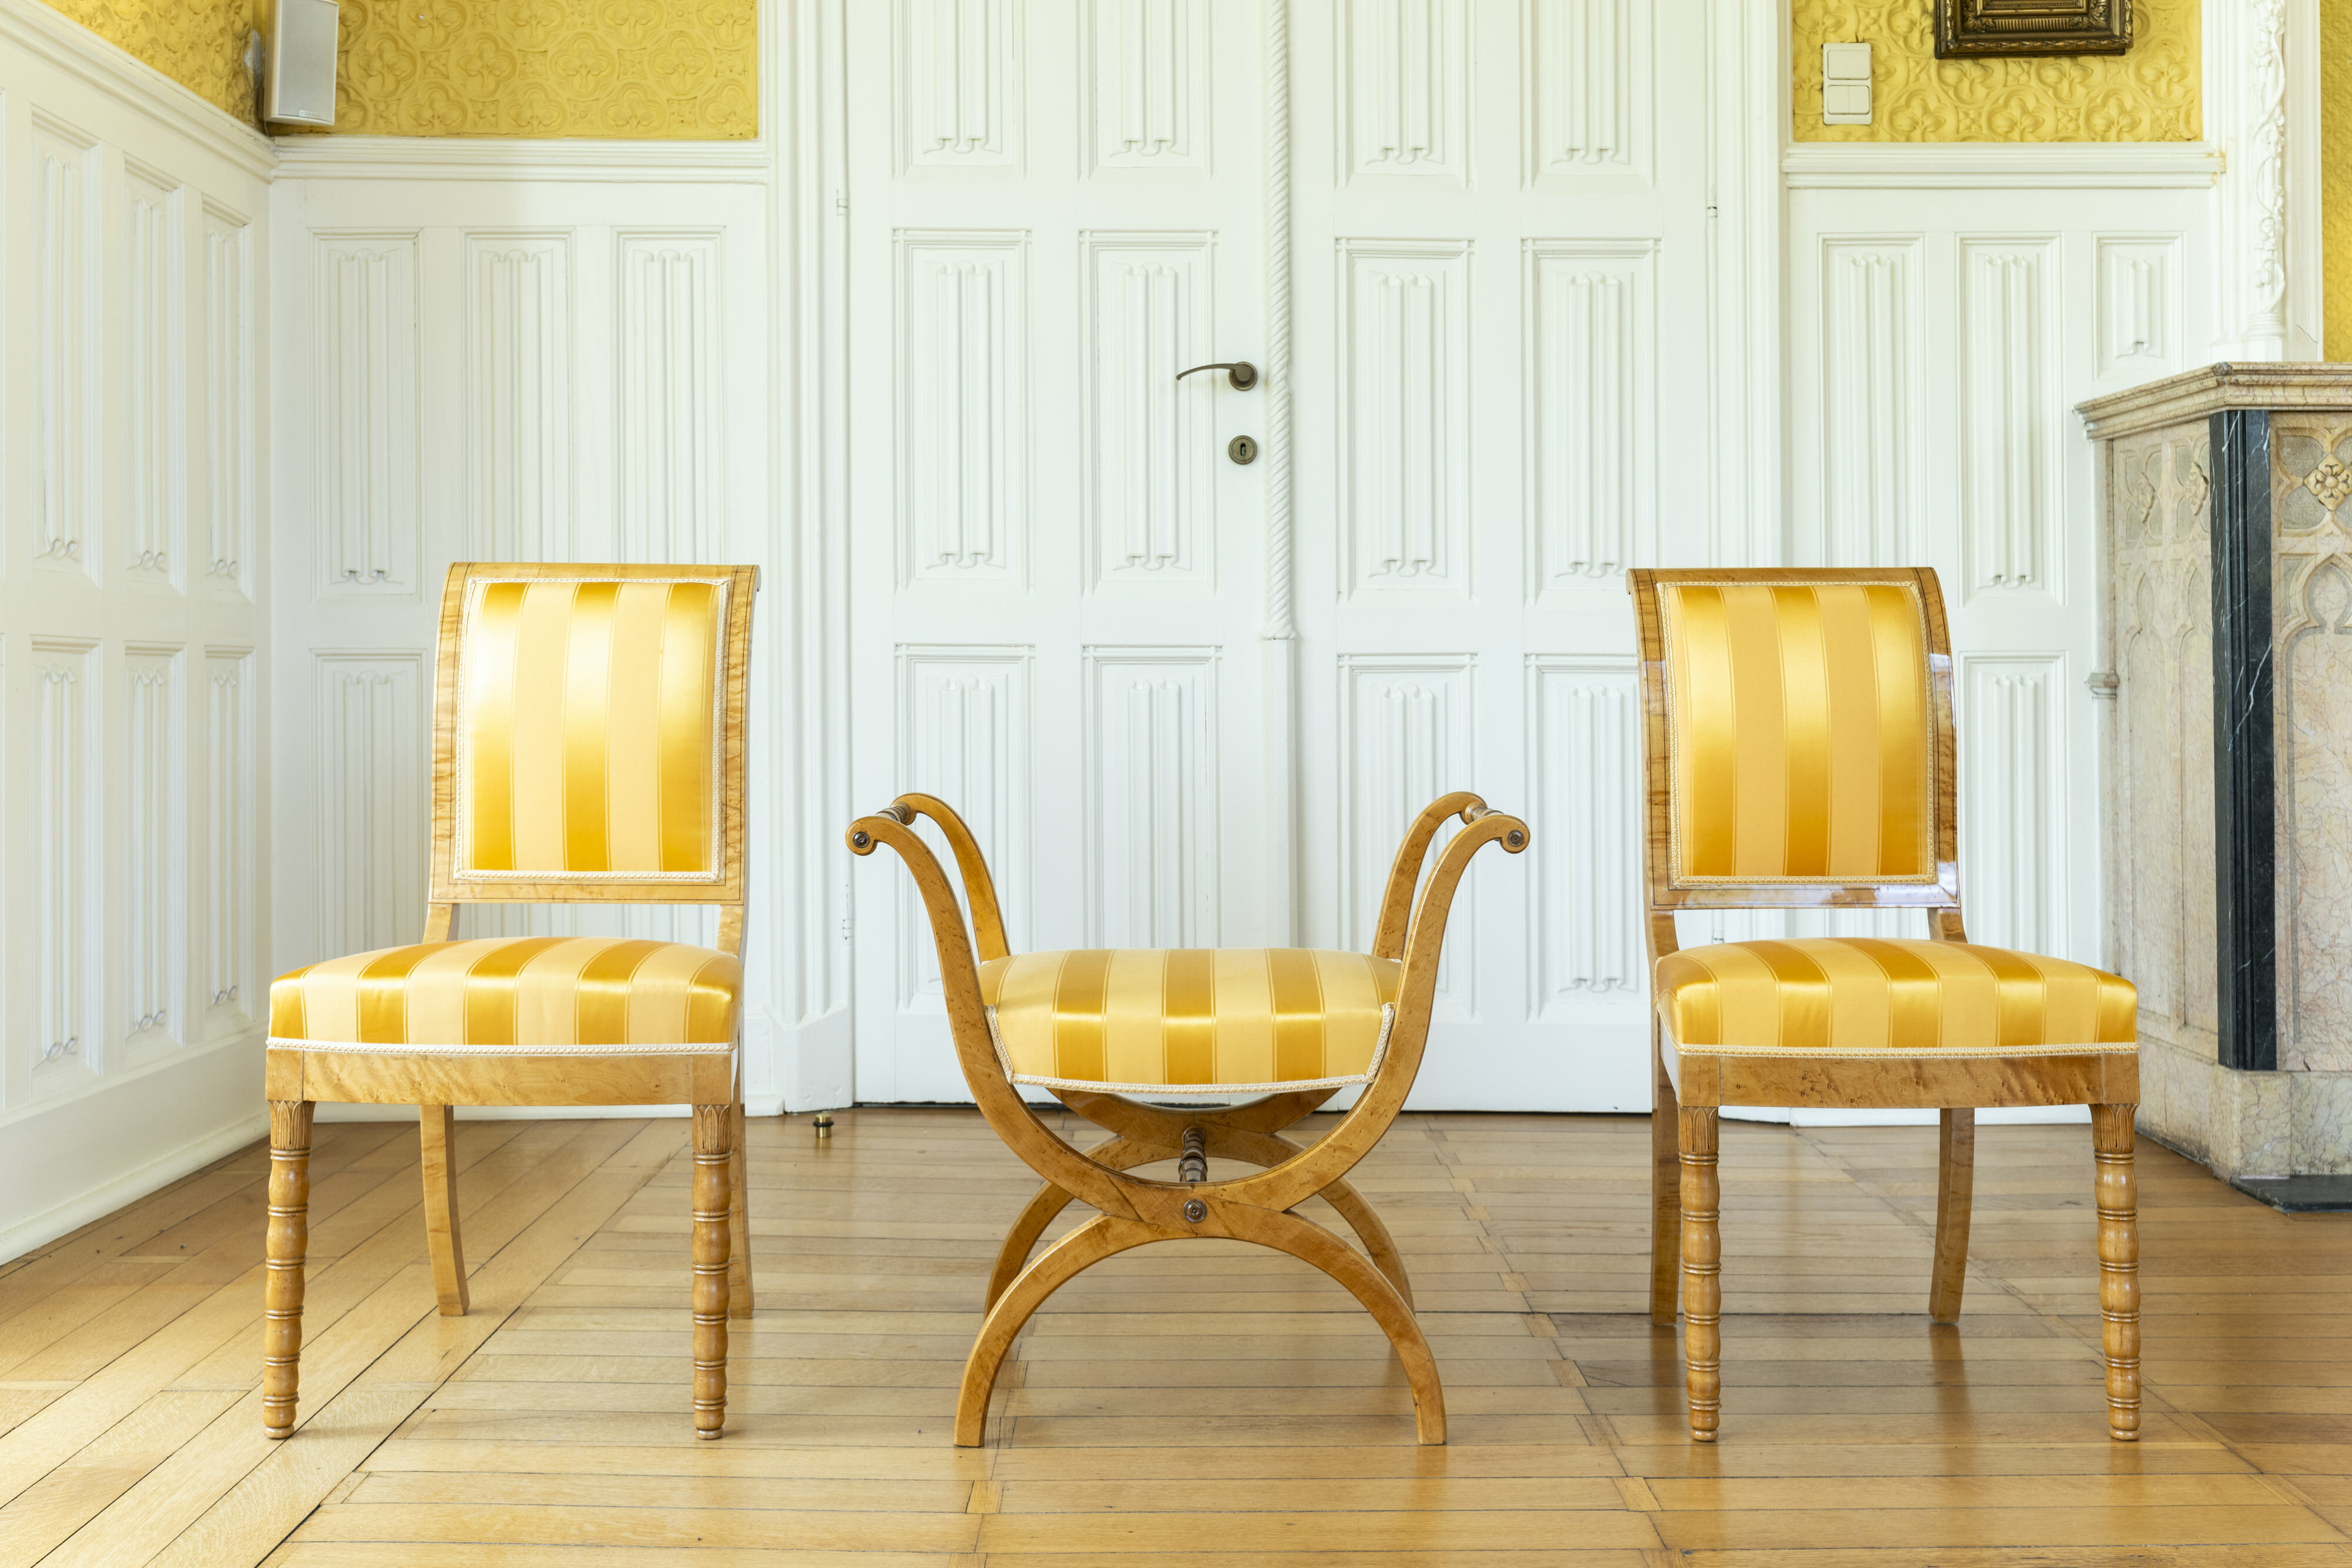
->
[269,937,740,1055]
[978,948,1402,1094]
[1655,937,2136,1059]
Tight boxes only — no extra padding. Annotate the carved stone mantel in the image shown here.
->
[2080,365,2352,1209]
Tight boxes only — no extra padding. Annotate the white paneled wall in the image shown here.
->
[0,0,272,1255]
[266,150,779,1116]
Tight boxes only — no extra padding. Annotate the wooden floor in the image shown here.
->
[1,1107,2349,1566]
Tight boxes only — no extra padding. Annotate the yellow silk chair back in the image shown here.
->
[1628,568,1960,910]
[430,563,756,911]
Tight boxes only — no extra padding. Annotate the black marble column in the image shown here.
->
[2208,409,2276,1074]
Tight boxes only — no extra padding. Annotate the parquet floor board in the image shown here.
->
[0,1107,2346,1564]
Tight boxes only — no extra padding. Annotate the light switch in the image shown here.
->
[1822,42,1872,125]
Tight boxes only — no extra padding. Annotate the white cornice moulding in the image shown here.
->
[0,0,275,179]
[1783,142,2223,189]
[271,135,771,183]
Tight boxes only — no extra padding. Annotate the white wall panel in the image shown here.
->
[2095,234,2184,384]
[1085,0,1208,172]
[1340,0,1468,185]
[121,646,184,1058]
[1083,232,1214,589]
[1339,654,1475,1012]
[34,115,96,576]
[618,232,720,564]
[1959,237,2059,596]
[1085,647,1220,948]
[894,646,1031,1008]
[1962,654,2066,957]
[1525,0,1649,185]
[201,205,252,593]
[1341,240,1471,596]
[205,649,255,1035]
[902,0,1020,173]
[310,654,424,962]
[1528,656,1641,1014]
[123,164,182,585]
[1816,236,1923,568]
[897,231,1027,588]
[32,641,97,1085]
[1526,239,1653,589]
[467,232,571,562]
[315,233,419,594]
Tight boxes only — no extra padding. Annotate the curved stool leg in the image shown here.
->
[957,1215,1168,1445]
[983,1135,1161,1310]
[1234,1206,1448,1445]
[1314,1175,1416,1310]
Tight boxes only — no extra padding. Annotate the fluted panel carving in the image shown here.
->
[1528,240,1653,587]
[904,0,1020,171]
[619,235,721,564]
[1340,655,1476,1008]
[469,235,572,562]
[34,122,96,576]
[1342,241,1471,595]
[1527,0,1645,179]
[900,233,1028,587]
[315,235,420,594]
[2095,236,2183,382]
[206,652,253,1029]
[313,656,425,961]
[1821,238,1922,567]
[1961,240,2058,594]
[203,208,252,592]
[1088,0,1207,170]
[894,647,1032,1007]
[35,643,96,1075]
[1085,235,1213,588]
[124,650,183,1048]
[1342,0,1469,183]
[1529,658,1641,1009]
[1087,648,1220,949]
[125,167,181,586]
[1962,656,2063,956]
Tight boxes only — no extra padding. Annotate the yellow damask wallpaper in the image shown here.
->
[320,0,755,138]
[1793,0,2200,142]
[2326,0,2352,360]
[38,0,262,119]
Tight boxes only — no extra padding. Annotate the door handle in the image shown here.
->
[1176,360,1259,391]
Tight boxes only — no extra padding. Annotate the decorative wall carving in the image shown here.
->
[898,232,1028,587]
[205,651,252,1029]
[34,120,96,576]
[202,207,251,591]
[1085,648,1220,949]
[468,233,572,562]
[34,643,96,1076]
[1528,657,1641,1009]
[1960,239,2057,593]
[903,0,1018,170]
[1526,240,1653,587]
[1341,0,1468,183]
[1820,238,1922,566]
[1341,240,1471,594]
[1339,654,1476,1009]
[619,233,720,564]
[1960,655,2063,955]
[895,647,1032,1006]
[312,655,425,962]
[123,650,182,1048]
[1084,234,1213,589]
[315,235,420,594]
[1792,0,2200,142]
[125,166,181,585]
[1087,0,1207,171]
[1526,0,1645,180]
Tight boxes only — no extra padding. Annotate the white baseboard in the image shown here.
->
[0,1104,269,1263]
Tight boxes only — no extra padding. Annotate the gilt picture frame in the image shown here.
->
[1934,0,2133,58]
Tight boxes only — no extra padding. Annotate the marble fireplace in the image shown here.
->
[2081,365,2352,1208]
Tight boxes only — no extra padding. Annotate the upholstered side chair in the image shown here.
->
[1626,568,2141,1443]
[262,563,759,1441]
[848,791,1528,1446]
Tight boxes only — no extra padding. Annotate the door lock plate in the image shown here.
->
[1228,435,1258,465]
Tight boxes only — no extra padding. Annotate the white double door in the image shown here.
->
[847,0,1715,1110]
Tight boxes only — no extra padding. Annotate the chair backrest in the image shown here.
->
[428,563,757,910]
[1625,567,1959,911]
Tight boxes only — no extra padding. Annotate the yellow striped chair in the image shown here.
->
[260,563,757,1441]
[1628,568,2141,1443]
[848,791,1528,1446]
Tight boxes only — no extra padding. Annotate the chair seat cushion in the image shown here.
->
[978,949,1402,1094]
[1655,938,2136,1059]
[270,937,740,1055]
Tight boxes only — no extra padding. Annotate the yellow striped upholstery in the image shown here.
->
[978,950,1402,1094]
[455,576,729,882]
[1655,938,2136,1058]
[1656,580,1937,886]
[269,937,741,1055]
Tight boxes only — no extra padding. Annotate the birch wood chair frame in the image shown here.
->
[849,790,1528,1446]
[1628,567,2141,1444]
[263,563,759,1443]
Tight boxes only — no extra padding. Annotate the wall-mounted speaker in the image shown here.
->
[263,0,339,128]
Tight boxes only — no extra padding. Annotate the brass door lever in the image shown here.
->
[1176,360,1258,390]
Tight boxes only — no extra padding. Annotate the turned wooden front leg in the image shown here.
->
[263,1100,315,1439]
[2092,1103,2141,1441]
[691,1104,733,1439]
[1679,1105,1722,1442]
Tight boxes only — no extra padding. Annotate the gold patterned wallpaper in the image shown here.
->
[38,0,263,120]
[2325,0,2352,360]
[37,0,756,139]
[1793,0,2201,142]
[319,0,756,138]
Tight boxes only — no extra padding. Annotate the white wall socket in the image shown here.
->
[1822,42,1872,125]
